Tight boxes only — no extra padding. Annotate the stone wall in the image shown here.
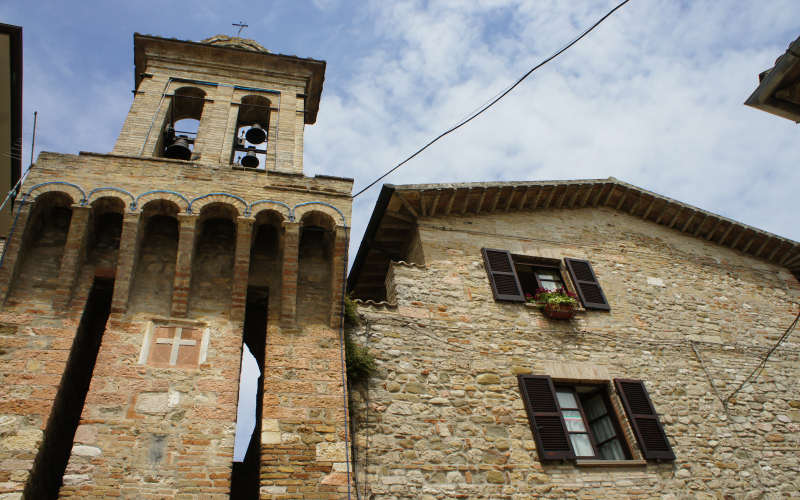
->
[350,207,800,498]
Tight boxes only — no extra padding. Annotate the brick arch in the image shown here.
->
[25,182,84,206]
[86,187,135,209]
[134,190,190,213]
[89,195,126,216]
[249,200,291,220]
[293,203,344,227]
[139,198,182,218]
[196,201,239,222]
[189,193,245,216]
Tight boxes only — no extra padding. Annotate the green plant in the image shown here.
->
[526,287,579,307]
[343,294,360,326]
[345,334,376,386]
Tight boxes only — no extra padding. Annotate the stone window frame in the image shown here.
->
[518,374,675,466]
[138,319,211,369]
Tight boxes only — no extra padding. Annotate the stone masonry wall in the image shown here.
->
[350,207,800,499]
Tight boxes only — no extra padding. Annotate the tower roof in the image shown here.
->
[200,34,270,54]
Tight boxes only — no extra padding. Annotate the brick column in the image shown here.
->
[230,216,254,322]
[171,214,197,318]
[110,212,142,314]
[53,205,92,310]
[330,225,349,329]
[280,221,300,326]
[0,200,33,304]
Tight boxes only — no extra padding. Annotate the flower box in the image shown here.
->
[543,302,576,320]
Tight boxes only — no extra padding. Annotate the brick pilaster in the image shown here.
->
[171,214,197,318]
[280,221,300,326]
[230,216,254,322]
[53,205,92,310]
[0,200,33,304]
[110,212,142,313]
[330,225,349,329]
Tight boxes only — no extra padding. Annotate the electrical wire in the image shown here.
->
[724,309,800,405]
[351,0,632,199]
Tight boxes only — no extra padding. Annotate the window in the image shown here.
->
[232,95,271,170]
[518,375,675,462]
[481,248,610,310]
[159,87,206,160]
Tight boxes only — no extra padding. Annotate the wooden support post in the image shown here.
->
[171,214,197,318]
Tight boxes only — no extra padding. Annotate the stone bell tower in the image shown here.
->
[0,33,352,499]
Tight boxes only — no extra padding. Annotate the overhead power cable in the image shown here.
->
[351,0,632,199]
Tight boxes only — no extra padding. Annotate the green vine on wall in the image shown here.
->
[343,295,376,386]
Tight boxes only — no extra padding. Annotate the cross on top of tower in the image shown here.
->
[232,21,248,37]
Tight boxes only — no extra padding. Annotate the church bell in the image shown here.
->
[245,123,267,145]
[241,149,260,168]
[164,136,193,160]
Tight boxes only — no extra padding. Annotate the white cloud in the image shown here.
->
[303,0,800,264]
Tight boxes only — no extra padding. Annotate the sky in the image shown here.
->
[3,0,800,264]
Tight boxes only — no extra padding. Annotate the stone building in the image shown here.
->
[0,34,353,498]
[346,180,800,498]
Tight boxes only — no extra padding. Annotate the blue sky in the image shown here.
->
[3,0,800,262]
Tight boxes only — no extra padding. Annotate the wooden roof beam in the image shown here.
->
[444,190,457,216]
[693,214,709,236]
[580,185,594,208]
[717,222,735,245]
[517,186,530,210]
[504,187,516,211]
[394,192,419,218]
[641,197,657,220]
[429,190,441,217]
[490,187,502,212]
[476,188,487,214]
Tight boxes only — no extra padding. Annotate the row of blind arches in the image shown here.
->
[159,86,272,169]
[10,190,337,322]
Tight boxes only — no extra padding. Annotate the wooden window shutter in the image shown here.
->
[481,248,524,302]
[518,375,575,461]
[564,258,610,310]
[614,379,675,461]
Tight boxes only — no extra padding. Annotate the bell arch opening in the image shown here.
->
[158,86,206,161]
[232,95,271,170]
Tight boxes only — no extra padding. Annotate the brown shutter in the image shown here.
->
[564,258,610,310]
[518,375,575,461]
[614,379,675,461]
[481,248,524,302]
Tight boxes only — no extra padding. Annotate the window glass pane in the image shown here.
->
[582,394,608,421]
[570,434,594,457]
[540,281,559,291]
[562,410,586,432]
[599,439,626,460]
[590,416,616,443]
[536,271,556,281]
[556,390,577,409]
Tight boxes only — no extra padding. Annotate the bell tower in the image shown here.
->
[113,34,325,174]
[0,33,353,499]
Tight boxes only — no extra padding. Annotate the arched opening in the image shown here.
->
[247,209,283,313]
[297,211,334,324]
[158,86,206,160]
[88,197,124,275]
[129,200,180,315]
[232,94,271,170]
[8,191,73,302]
[188,203,237,316]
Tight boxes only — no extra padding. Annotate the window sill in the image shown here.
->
[575,459,647,467]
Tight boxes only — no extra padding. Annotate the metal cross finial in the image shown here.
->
[232,21,249,37]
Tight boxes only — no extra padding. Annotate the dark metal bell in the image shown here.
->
[165,136,192,160]
[241,150,260,168]
[245,124,267,145]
